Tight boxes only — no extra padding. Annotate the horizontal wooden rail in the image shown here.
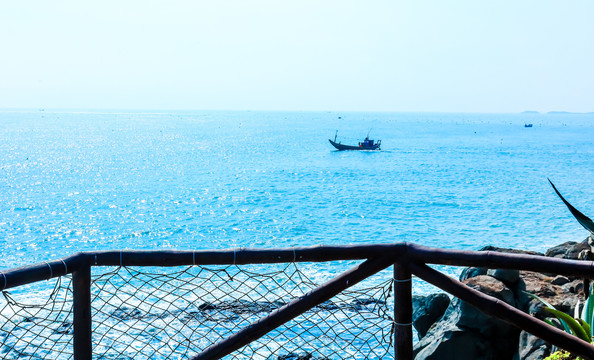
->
[2,243,594,290]
[408,243,594,278]
[88,244,408,266]
[0,253,87,291]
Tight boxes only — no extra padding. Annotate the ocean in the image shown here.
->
[1,109,593,358]
[1,110,593,270]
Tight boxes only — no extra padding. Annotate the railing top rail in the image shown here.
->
[408,243,594,278]
[1,242,594,290]
[88,243,409,266]
[1,253,88,291]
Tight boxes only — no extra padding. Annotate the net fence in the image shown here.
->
[0,261,395,359]
[0,276,73,359]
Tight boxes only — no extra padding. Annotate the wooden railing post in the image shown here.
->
[73,264,92,360]
[394,261,413,360]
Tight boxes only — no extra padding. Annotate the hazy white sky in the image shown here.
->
[1,1,592,112]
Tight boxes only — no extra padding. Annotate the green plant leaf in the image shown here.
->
[524,291,572,334]
[524,291,556,308]
[545,308,591,343]
[548,179,594,233]
[583,287,594,337]
[578,318,592,341]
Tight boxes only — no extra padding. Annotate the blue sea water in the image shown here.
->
[1,109,593,271]
[1,110,594,358]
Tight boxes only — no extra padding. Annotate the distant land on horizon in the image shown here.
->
[522,110,594,115]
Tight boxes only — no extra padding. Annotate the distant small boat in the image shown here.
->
[329,131,381,151]
[524,124,533,128]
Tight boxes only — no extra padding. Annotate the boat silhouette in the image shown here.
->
[329,131,381,151]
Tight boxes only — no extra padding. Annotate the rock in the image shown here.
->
[487,268,520,284]
[459,266,487,281]
[414,319,487,360]
[414,275,520,360]
[464,275,516,308]
[561,279,584,295]
[545,241,578,258]
[480,245,542,256]
[111,307,143,320]
[198,302,216,311]
[413,240,593,359]
[412,293,450,339]
[551,275,570,286]
[545,239,589,259]
[54,322,73,335]
[513,330,551,360]
[518,271,580,317]
[277,353,329,360]
[277,353,326,360]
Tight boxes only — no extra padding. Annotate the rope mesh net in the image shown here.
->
[0,261,395,359]
[0,277,74,359]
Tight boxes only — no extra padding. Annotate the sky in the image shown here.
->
[0,0,593,113]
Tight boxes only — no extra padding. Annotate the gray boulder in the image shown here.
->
[459,266,487,281]
[412,293,450,339]
[487,268,520,285]
[414,317,488,360]
[551,275,570,286]
[513,330,551,360]
[545,239,589,259]
[414,275,519,360]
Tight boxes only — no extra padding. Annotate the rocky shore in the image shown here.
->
[412,239,590,360]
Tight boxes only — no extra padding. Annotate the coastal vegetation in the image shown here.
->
[545,350,584,360]
[528,288,594,360]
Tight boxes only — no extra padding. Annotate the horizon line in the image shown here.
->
[1,107,593,115]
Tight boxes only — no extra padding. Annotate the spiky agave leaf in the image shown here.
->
[577,319,592,341]
[580,287,594,338]
[548,178,594,234]
[525,290,557,309]
[544,307,591,343]
[525,291,573,334]
[576,299,582,320]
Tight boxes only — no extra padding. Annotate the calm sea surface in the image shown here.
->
[1,110,593,271]
[1,110,594,357]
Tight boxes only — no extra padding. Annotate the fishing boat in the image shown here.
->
[328,131,381,151]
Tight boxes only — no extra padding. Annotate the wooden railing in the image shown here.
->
[2,243,594,359]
